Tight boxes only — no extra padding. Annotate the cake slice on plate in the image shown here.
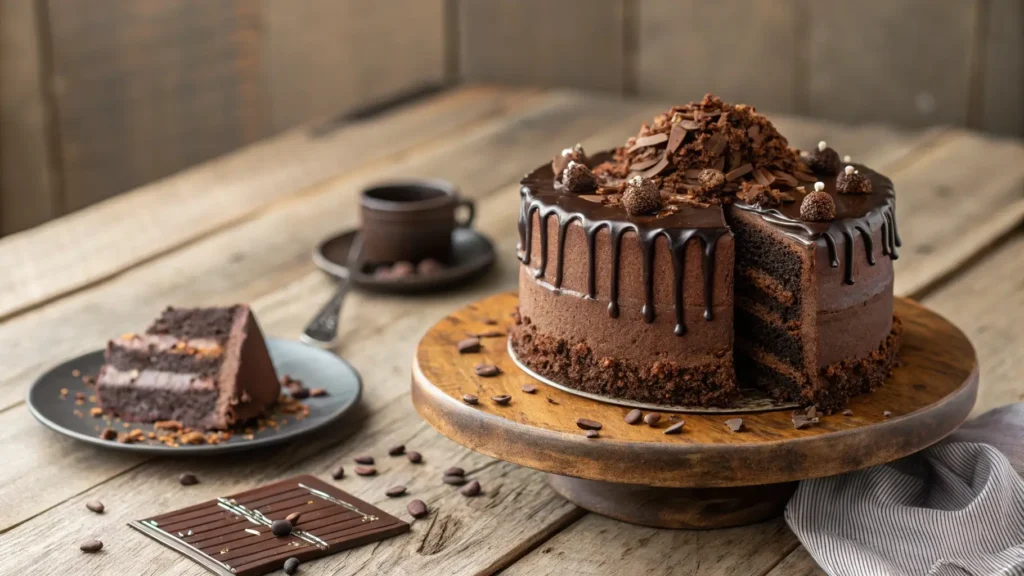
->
[96,305,280,430]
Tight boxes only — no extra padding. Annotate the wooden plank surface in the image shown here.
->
[636,0,801,114]
[979,0,1024,136]
[807,0,979,128]
[0,0,60,235]
[458,0,625,93]
[0,86,534,322]
[262,0,447,132]
[1,87,1022,575]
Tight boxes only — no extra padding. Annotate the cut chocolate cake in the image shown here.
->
[96,305,280,429]
[510,94,901,411]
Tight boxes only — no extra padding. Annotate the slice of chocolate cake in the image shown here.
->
[96,305,280,430]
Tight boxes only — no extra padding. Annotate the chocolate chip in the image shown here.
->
[354,465,376,476]
[79,539,103,553]
[271,519,292,537]
[309,388,328,397]
[462,394,479,405]
[800,189,836,222]
[624,409,643,425]
[725,418,744,432]
[407,451,423,464]
[385,485,407,498]
[575,418,602,431]
[491,394,511,406]
[444,466,465,477]
[883,410,893,418]
[407,499,429,519]
[521,384,537,394]
[286,512,301,525]
[457,338,481,354]
[99,428,117,441]
[388,445,405,456]
[442,474,467,486]
[841,409,854,416]
[664,421,685,435]
[354,455,374,465]
[86,500,104,514]
[331,464,345,479]
[459,480,481,497]
[178,472,199,486]
[284,557,301,575]
[643,413,661,427]
[473,364,501,377]
[585,430,600,439]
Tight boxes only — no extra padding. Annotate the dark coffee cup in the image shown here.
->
[358,179,474,265]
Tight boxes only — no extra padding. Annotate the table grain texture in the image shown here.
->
[0,86,1021,576]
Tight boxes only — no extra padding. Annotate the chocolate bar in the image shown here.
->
[130,475,409,576]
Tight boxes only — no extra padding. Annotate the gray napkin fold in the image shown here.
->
[786,404,1024,576]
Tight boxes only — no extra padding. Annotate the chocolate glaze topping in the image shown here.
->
[518,155,899,335]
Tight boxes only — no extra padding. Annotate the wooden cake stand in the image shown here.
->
[411,293,978,529]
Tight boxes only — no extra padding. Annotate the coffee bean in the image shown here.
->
[354,455,374,465]
[178,472,199,486]
[354,465,376,476]
[643,413,661,427]
[460,480,482,497]
[457,338,482,354]
[86,500,104,514]
[473,364,501,377]
[624,409,643,425]
[406,451,423,464]
[521,384,537,394]
[286,512,301,525]
[388,445,405,456]
[99,428,117,441]
[585,430,600,439]
[575,418,602,431]
[725,418,744,432]
[462,394,479,405]
[664,421,685,435]
[444,466,465,477]
[442,474,467,486]
[283,557,301,575]
[79,539,103,553]
[491,394,511,406]
[407,499,429,519]
[331,465,345,480]
[385,485,407,497]
[271,519,292,537]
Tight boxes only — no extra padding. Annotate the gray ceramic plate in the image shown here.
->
[27,338,362,455]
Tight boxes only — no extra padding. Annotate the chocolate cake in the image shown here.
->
[510,95,901,411]
[96,305,280,429]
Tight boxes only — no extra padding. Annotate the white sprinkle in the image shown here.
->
[814,181,825,192]
[845,165,855,176]
[177,532,184,537]
[561,148,573,157]
[630,175,643,185]
[817,140,827,151]
[843,155,852,163]
[244,528,261,536]
[187,530,193,536]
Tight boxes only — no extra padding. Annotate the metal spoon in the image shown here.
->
[301,279,350,348]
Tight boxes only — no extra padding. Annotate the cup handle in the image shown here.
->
[456,197,475,228]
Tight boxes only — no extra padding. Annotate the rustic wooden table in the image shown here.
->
[1,86,1022,575]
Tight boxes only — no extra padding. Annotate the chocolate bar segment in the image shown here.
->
[130,475,409,576]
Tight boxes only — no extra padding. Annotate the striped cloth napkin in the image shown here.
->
[786,403,1024,576]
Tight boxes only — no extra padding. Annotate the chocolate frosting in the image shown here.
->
[518,153,900,336]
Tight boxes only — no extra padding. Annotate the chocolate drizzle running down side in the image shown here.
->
[519,153,729,337]
[733,164,899,285]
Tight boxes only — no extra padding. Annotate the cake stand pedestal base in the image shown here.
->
[546,475,796,529]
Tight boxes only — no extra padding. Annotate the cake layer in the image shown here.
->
[96,366,223,427]
[106,334,225,375]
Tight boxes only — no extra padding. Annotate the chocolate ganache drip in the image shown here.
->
[519,94,900,335]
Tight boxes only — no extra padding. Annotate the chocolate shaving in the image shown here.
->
[772,171,799,187]
[636,156,670,179]
[626,133,668,153]
[752,168,775,186]
[794,170,817,183]
[666,123,688,154]
[679,119,700,130]
[629,156,660,171]
[725,164,753,181]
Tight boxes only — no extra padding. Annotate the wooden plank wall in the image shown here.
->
[1,0,1020,236]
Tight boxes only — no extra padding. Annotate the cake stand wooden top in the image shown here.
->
[411,292,977,488]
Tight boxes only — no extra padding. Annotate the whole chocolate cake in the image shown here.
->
[510,95,900,411]
[96,305,280,429]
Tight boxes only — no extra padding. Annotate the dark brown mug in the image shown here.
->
[358,179,474,265]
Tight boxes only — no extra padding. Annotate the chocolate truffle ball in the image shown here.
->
[561,161,598,193]
[621,176,661,216]
[806,140,841,176]
[836,165,873,195]
[800,188,837,222]
[697,168,726,192]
